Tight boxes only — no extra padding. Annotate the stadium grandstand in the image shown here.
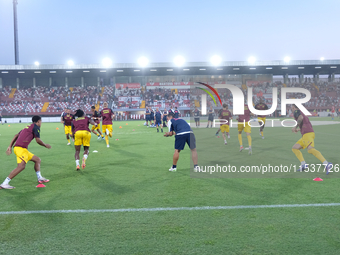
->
[1,59,340,120]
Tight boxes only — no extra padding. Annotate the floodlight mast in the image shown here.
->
[13,0,19,65]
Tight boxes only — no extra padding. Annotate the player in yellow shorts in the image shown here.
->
[100,102,115,148]
[91,106,104,140]
[62,108,74,145]
[0,116,51,189]
[237,103,253,155]
[72,109,97,170]
[291,104,332,173]
[219,104,232,145]
[255,98,269,139]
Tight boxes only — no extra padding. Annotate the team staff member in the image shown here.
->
[72,109,97,170]
[164,112,200,172]
[145,106,151,126]
[100,102,114,148]
[91,106,104,140]
[1,116,51,189]
[193,107,201,127]
[207,106,214,128]
[174,107,180,118]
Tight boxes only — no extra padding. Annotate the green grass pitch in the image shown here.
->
[0,119,340,254]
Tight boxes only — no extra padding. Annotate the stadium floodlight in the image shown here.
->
[173,55,185,67]
[320,57,325,61]
[102,57,112,68]
[138,56,149,67]
[67,60,74,66]
[34,61,39,66]
[248,56,256,65]
[284,56,290,63]
[210,55,222,66]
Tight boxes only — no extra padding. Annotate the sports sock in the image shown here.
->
[172,165,177,169]
[76,160,80,166]
[308,148,326,163]
[105,135,109,145]
[67,139,70,143]
[101,134,104,138]
[161,128,163,132]
[224,140,227,143]
[36,171,42,179]
[2,177,11,185]
[83,154,88,160]
[261,131,263,136]
[292,149,304,162]
[238,134,242,146]
[247,136,252,147]
[109,132,112,138]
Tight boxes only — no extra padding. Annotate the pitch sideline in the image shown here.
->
[1,203,340,215]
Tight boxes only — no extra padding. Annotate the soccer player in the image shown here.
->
[100,102,114,148]
[219,104,232,145]
[0,112,2,125]
[193,106,200,127]
[174,107,180,118]
[215,108,223,136]
[145,106,150,126]
[62,108,74,145]
[91,106,104,140]
[154,108,163,132]
[291,104,332,173]
[72,109,97,170]
[255,98,269,139]
[150,108,155,127]
[207,106,214,128]
[238,103,252,155]
[162,108,168,127]
[331,105,335,120]
[60,108,67,123]
[164,112,200,172]
[0,116,51,189]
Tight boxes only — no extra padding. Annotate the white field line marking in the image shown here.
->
[1,203,340,215]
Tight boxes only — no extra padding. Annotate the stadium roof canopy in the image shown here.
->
[0,59,339,77]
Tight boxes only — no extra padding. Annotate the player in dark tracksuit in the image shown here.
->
[162,109,168,127]
[174,107,180,118]
[150,109,155,127]
[154,108,163,133]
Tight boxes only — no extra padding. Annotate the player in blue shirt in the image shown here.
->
[164,112,200,172]
[154,108,163,133]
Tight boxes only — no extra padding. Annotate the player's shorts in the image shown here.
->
[296,132,315,149]
[238,122,251,133]
[91,123,100,131]
[102,124,113,134]
[175,133,196,150]
[14,146,34,164]
[220,124,230,133]
[194,118,200,122]
[74,130,91,147]
[208,115,214,122]
[163,116,167,121]
[64,125,72,135]
[146,116,150,121]
[257,117,266,125]
[155,119,162,126]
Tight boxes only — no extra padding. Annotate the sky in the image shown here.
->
[0,0,339,65]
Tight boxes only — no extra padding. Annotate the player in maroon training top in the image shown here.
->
[100,102,114,148]
[255,98,269,139]
[62,108,74,145]
[291,104,332,173]
[219,104,232,145]
[0,116,51,189]
[91,106,104,140]
[72,109,97,170]
[237,103,253,155]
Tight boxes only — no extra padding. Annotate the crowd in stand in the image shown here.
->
[1,78,340,116]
